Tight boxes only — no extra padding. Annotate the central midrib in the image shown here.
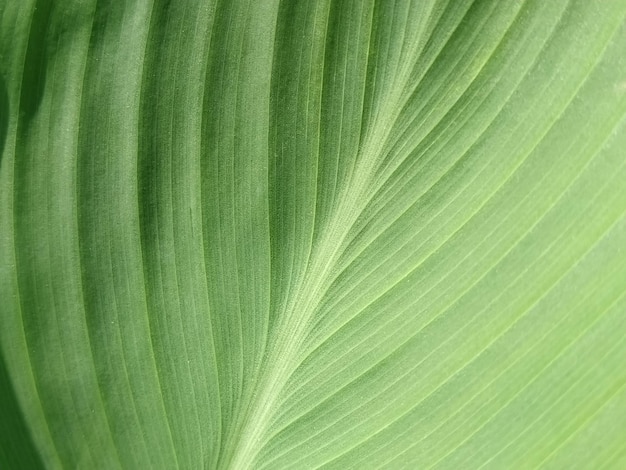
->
[221,69,411,468]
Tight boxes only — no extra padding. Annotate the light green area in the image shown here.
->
[1,1,626,468]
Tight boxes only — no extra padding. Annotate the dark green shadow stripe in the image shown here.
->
[0,351,44,469]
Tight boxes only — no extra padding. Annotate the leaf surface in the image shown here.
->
[1,1,626,468]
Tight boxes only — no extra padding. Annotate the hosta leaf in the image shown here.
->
[2,0,626,468]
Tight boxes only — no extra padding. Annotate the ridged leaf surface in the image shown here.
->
[1,1,626,468]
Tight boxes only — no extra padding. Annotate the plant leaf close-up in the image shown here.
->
[2,0,626,468]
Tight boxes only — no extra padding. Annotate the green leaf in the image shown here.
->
[2,0,626,468]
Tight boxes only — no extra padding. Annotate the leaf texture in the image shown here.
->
[1,0,626,468]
